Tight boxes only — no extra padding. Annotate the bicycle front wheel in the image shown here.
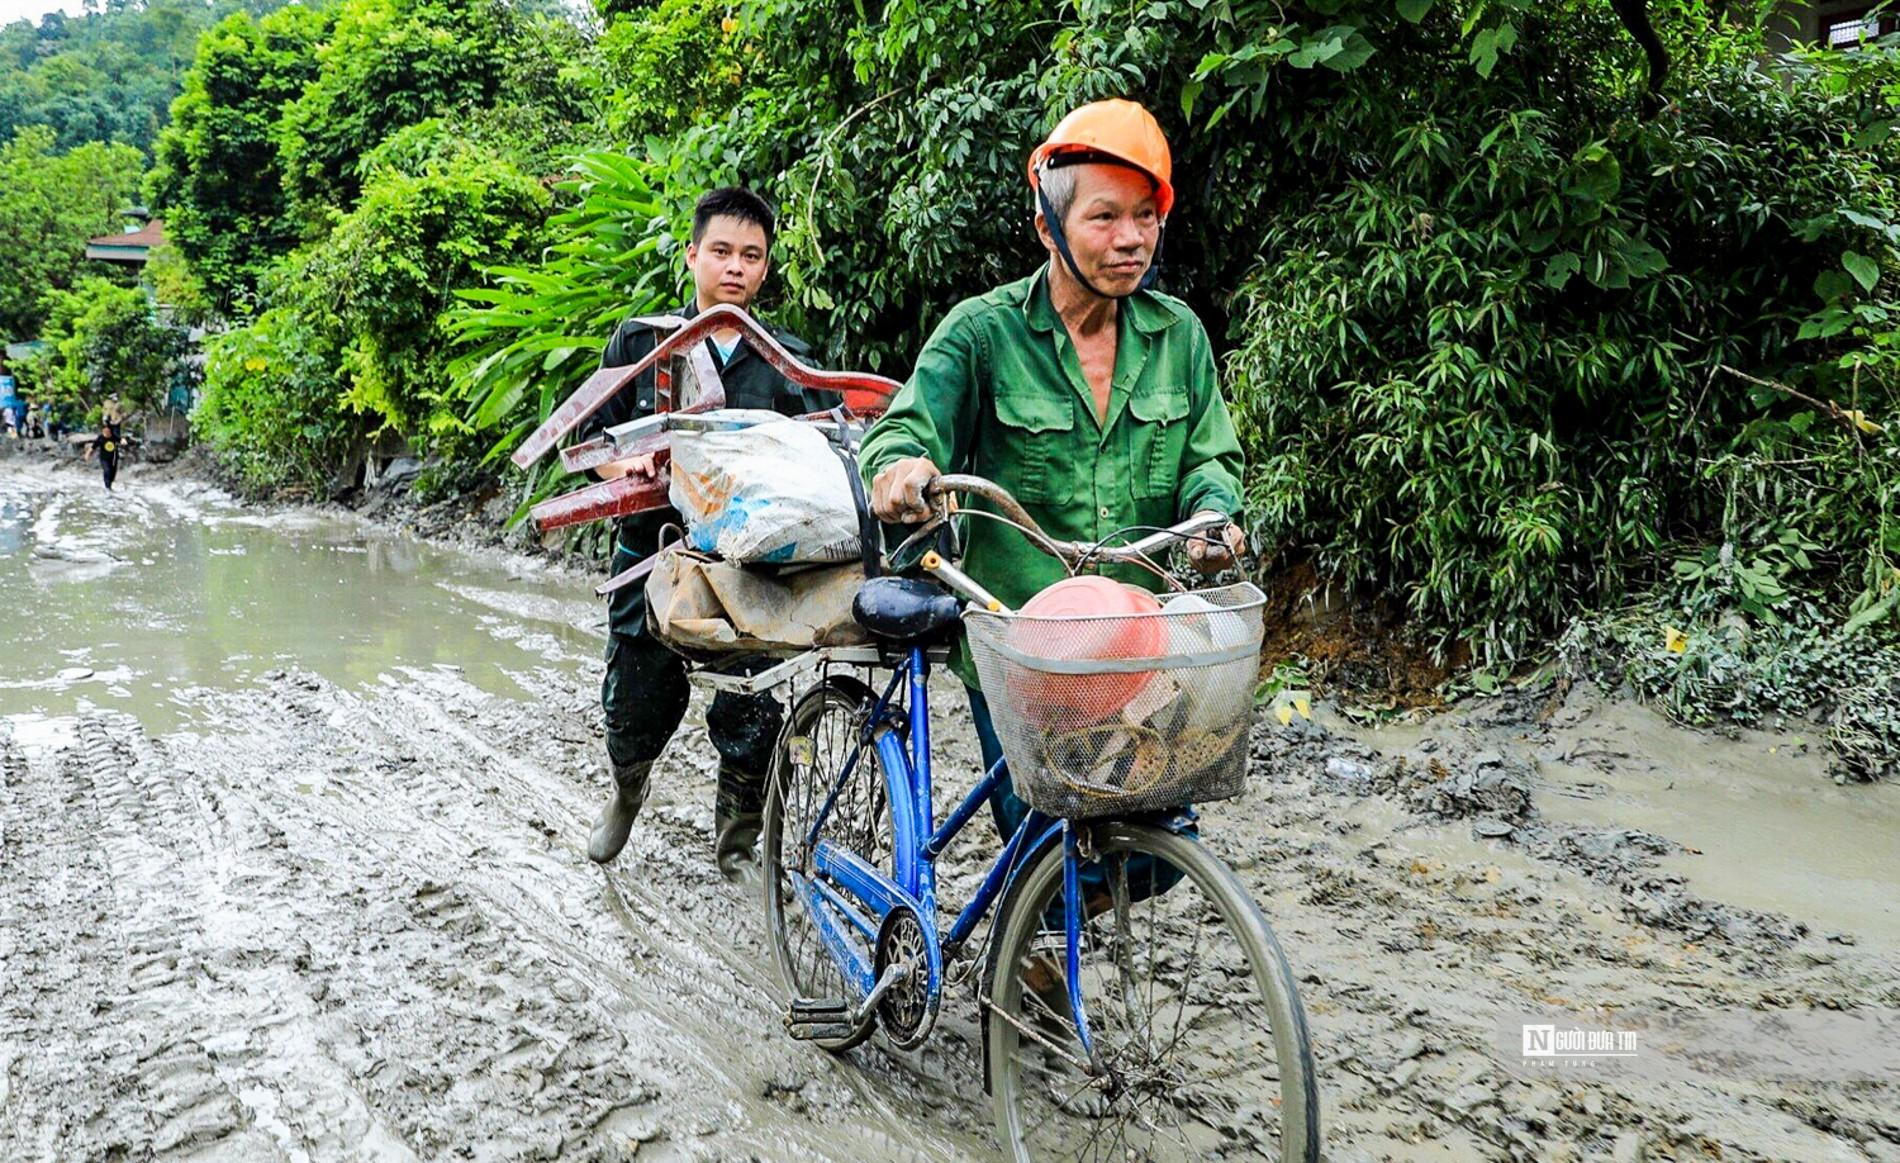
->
[986,822,1320,1162]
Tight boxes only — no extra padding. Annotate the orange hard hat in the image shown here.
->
[1027,99,1175,220]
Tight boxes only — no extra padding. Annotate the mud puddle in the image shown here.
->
[4,461,1899,1162]
[0,462,598,738]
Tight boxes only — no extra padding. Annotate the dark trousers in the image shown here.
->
[100,452,118,490]
[601,520,782,804]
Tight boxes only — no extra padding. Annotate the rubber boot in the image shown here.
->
[713,763,765,877]
[587,760,653,865]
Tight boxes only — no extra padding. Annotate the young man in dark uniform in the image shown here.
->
[579,187,835,875]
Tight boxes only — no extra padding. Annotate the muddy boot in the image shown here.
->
[713,764,765,877]
[587,760,653,865]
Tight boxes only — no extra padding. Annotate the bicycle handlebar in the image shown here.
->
[910,473,1232,571]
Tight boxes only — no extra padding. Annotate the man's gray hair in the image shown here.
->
[1034,161,1158,227]
[1036,164,1082,226]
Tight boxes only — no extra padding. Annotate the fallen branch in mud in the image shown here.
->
[1718,364,1886,438]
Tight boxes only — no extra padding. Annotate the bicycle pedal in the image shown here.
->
[789,997,852,1021]
[785,997,856,1042]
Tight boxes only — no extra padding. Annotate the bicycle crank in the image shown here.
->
[873,905,939,1051]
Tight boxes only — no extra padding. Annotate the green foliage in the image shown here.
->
[1203,4,1900,662]
[28,277,191,411]
[195,146,548,486]
[300,149,550,435]
[0,0,275,157]
[0,126,143,341]
[443,151,679,515]
[273,0,546,230]
[144,240,215,328]
[600,0,752,141]
[147,5,331,311]
[195,302,353,494]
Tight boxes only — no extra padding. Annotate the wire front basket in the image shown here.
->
[964,582,1266,819]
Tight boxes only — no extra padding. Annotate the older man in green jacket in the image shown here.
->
[861,98,1246,840]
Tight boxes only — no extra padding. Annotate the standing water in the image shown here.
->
[1,464,602,744]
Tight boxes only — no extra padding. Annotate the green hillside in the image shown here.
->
[0,0,288,158]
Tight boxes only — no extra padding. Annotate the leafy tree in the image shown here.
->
[444,150,678,508]
[28,276,191,411]
[297,147,551,435]
[147,4,331,311]
[273,0,522,228]
[0,126,143,341]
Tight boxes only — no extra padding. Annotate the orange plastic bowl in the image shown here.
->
[1005,577,1166,728]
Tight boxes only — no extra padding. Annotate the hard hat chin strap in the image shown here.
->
[1037,183,1164,302]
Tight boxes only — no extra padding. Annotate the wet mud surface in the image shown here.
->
[4,460,1899,1161]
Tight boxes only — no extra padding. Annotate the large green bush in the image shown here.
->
[24,277,191,411]
[195,302,353,494]
[1224,39,1900,659]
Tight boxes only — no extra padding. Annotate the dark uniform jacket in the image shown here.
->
[580,301,831,634]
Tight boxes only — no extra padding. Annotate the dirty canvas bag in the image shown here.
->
[668,411,862,563]
[645,547,869,659]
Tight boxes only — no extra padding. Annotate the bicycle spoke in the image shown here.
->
[994,826,1309,1163]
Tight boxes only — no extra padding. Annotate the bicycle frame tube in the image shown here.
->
[944,806,1060,949]
[1063,824,1100,1066]
[790,646,1061,1022]
[906,648,935,914]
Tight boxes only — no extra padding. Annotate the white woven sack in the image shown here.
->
[668,411,861,563]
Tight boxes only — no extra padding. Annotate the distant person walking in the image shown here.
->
[87,397,125,490]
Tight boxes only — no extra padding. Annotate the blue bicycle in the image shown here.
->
[759,475,1319,1161]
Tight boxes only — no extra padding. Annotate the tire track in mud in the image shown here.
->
[1,715,273,1159]
[162,666,996,1161]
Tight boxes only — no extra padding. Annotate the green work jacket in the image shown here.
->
[860,265,1245,678]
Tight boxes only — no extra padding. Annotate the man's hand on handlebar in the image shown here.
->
[1186,510,1247,574]
[870,456,942,523]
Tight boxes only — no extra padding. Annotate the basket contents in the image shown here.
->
[965,581,1266,818]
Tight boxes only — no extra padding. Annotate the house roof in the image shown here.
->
[85,218,164,263]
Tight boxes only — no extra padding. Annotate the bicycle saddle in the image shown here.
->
[852,576,963,643]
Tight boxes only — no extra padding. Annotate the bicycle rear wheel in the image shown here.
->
[986,822,1319,1162]
[761,674,892,1052]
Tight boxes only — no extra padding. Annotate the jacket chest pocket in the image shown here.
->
[1126,387,1191,499]
[987,388,1075,506]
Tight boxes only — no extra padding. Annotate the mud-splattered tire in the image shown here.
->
[986,823,1320,1162]
[761,674,893,1053]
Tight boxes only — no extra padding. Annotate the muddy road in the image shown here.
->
[3,460,1898,1162]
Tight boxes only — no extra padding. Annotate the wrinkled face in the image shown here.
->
[687,215,770,309]
[1039,163,1161,299]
